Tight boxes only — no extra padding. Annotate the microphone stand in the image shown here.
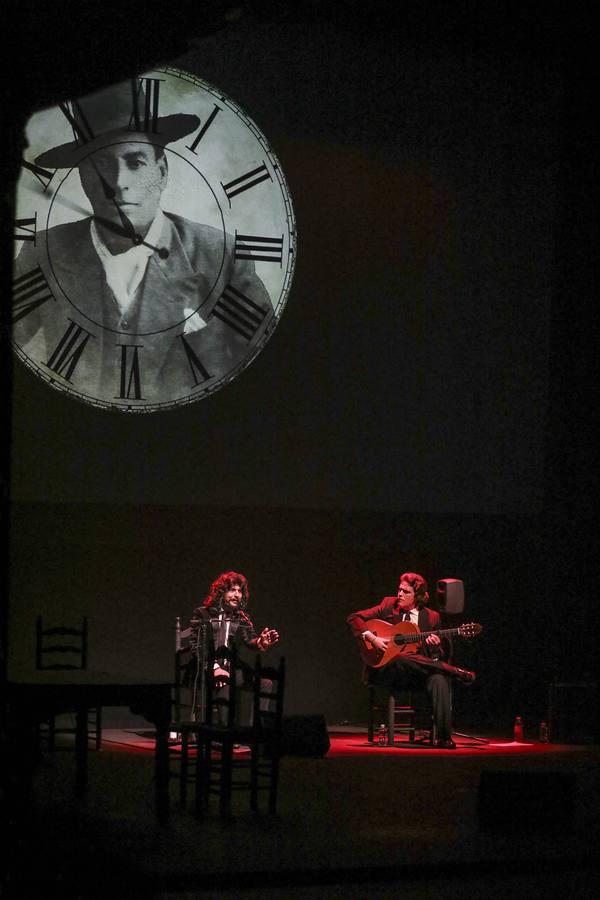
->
[196,622,208,723]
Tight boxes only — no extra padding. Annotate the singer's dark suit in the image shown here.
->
[189,605,271,723]
[190,604,260,663]
[347,596,454,741]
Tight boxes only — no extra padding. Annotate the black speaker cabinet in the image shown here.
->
[549,682,599,744]
[478,770,576,834]
[436,578,464,614]
[280,714,330,757]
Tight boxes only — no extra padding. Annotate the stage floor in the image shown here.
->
[102,722,591,756]
[7,725,600,898]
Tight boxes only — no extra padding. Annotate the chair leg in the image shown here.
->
[250,742,259,812]
[219,737,233,818]
[408,719,416,743]
[48,715,56,751]
[180,730,189,807]
[269,752,280,814]
[195,736,209,817]
[367,686,375,743]
[93,707,102,750]
[387,693,395,746]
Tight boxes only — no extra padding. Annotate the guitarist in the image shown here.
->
[347,572,475,749]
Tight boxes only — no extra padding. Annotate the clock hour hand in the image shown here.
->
[89,158,167,255]
[113,201,138,242]
[89,158,115,201]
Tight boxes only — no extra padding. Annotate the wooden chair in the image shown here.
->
[368,684,416,744]
[36,614,89,671]
[195,650,286,817]
[367,683,438,746]
[35,615,101,750]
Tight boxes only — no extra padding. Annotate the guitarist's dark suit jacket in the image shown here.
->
[347,596,454,739]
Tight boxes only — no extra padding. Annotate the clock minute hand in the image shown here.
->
[133,233,170,259]
[114,209,170,258]
[92,215,169,258]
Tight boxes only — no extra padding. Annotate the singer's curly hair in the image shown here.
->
[202,571,250,609]
[397,572,430,608]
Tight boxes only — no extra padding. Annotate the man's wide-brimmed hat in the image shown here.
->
[35,78,200,168]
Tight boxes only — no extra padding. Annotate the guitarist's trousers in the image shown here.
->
[370,655,454,741]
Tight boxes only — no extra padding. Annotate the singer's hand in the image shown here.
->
[257,627,279,650]
[213,665,230,689]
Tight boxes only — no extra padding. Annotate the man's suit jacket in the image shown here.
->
[347,596,451,682]
[13,212,273,403]
[347,595,443,637]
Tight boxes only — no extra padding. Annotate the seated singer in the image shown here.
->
[189,571,279,722]
[347,572,476,749]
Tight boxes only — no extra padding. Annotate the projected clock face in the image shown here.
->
[12,66,296,412]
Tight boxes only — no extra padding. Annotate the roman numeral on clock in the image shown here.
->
[22,158,56,192]
[46,320,94,382]
[59,100,95,144]
[221,162,272,204]
[180,334,212,385]
[234,232,283,265]
[12,265,55,323]
[186,104,222,154]
[117,344,144,400]
[14,214,37,244]
[129,77,163,133]
[212,284,267,341]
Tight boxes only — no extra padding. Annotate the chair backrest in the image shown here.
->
[174,644,194,722]
[251,655,286,732]
[175,615,193,651]
[173,616,214,722]
[35,615,88,670]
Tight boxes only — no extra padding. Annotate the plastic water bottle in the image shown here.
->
[539,720,549,743]
[377,723,388,746]
[513,715,524,742]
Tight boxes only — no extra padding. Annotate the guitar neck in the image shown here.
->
[395,627,460,645]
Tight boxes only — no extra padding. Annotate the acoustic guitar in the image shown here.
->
[358,619,483,668]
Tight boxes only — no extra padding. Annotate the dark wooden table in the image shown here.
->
[6,673,173,823]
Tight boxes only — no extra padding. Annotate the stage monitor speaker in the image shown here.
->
[280,714,330,757]
[549,682,599,744]
[478,770,576,834]
[436,578,464,614]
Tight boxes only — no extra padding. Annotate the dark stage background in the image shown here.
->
[2,2,597,732]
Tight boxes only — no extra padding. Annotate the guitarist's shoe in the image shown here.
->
[435,737,457,749]
[453,667,476,685]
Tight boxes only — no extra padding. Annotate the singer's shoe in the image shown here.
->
[435,737,457,750]
[454,667,476,685]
